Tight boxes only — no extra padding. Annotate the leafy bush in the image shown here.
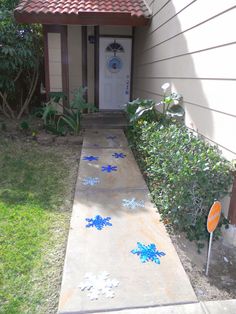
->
[127,120,233,245]
[124,82,184,124]
[36,97,64,135]
[19,120,30,135]
[0,6,42,119]
[124,98,157,123]
[57,87,97,135]
[37,87,97,135]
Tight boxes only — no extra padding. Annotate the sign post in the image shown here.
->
[206,201,222,276]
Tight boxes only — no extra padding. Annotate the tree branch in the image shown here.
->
[0,91,15,119]
[17,67,39,119]
[13,69,22,83]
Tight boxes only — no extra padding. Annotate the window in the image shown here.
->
[106,41,124,54]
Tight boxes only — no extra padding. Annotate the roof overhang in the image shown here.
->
[14,11,150,26]
[14,0,151,26]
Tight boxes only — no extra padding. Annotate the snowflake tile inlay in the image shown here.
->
[78,272,119,300]
[131,242,166,264]
[122,198,145,210]
[112,152,126,159]
[85,215,112,230]
[83,156,99,161]
[82,177,100,186]
[101,165,117,173]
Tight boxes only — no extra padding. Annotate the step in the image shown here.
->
[83,129,129,148]
[81,112,128,130]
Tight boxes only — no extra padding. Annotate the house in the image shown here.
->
[131,0,236,245]
[14,0,151,110]
[14,0,236,244]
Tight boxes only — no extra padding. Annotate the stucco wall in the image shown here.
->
[87,26,95,104]
[68,25,83,102]
[133,0,236,161]
[100,26,132,36]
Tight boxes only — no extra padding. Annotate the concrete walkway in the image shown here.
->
[58,129,235,314]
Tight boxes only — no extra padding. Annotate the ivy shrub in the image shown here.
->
[127,120,233,245]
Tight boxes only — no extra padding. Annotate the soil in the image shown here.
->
[170,231,236,301]
[0,115,84,145]
[1,115,236,306]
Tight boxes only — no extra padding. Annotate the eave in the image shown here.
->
[14,11,150,26]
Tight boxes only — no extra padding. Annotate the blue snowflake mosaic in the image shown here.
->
[82,177,100,186]
[106,135,117,140]
[131,242,166,264]
[122,198,145,210]
[112,153,126,159]
[101,165,118,173]
[83,156,99,162]
[85,215,112,230]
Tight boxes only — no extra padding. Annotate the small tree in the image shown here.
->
[0,3,43,119]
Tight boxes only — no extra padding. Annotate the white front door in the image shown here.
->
[99,37,132,110]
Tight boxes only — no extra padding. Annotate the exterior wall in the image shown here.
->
[48,33,63,92]
[87,26,95,104]
[68,25,83,102]
[133,0,236,161]
[66,25,132,105]
[100,26,132,36]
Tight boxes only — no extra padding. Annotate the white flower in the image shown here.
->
[161,82,170,92]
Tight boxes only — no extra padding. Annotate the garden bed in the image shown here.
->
[170,232,236,301]
[0,120,81,313]
[126,120,236,301]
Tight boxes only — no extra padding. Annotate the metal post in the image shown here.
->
[206,232,213,276]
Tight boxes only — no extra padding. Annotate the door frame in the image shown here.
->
[95,27,134,109]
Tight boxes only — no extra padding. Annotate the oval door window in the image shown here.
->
[107,56,122,73]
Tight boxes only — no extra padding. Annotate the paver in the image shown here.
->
[58,130,197,314]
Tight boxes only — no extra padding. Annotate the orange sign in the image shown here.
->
[207,201,222,233]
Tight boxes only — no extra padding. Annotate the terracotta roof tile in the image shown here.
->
[15,0,151,17]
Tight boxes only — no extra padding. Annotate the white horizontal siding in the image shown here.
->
[149,0,195,33]
[133,78,236,116]
[138,8,236,64]
[133,0,236,160]
[135,44,236,79]
[151,0,169,15]
[141,0,236,52]
[185,103,236,160]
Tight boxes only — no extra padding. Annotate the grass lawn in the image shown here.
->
[0,137,79,313]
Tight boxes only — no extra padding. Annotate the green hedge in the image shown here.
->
[127,120,233,245]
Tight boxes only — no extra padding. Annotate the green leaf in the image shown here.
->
[166,105,185,117]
